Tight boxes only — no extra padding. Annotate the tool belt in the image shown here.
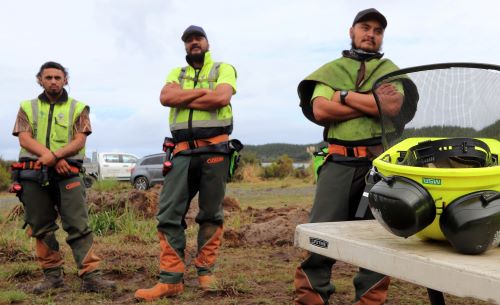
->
[173,134,230,155]
[12,161,80,174]
[328,144,370,158]
[328,144,385,161]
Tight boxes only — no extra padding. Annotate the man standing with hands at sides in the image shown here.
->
[135,25,237,301]
[294,8,404,305]
[12,61,116,294]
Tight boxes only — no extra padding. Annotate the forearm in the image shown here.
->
[344,92,380,117]
[187,92,230,110]
[18,132,51,158]
[184,84,233,111]
[159,83,208,107]
[312,97,364,123]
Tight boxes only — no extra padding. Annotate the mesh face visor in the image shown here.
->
[372,63,500,150]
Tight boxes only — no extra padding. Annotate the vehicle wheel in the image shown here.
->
[83,175,97,188]
[134,176,149,190]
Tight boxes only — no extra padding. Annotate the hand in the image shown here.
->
[332,90,342,104]
[54,159,72,176]
[376,83,403,117]
[36,151,57,167]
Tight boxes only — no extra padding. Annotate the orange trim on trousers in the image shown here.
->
[194,226,223,270]
[353,276,391,305]
[35,238,63,270]
[78,245,101,277]
[159,232,185,273]
[294,266,325,305]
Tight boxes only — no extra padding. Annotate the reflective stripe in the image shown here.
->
[30,99,38,138]
[173,68,188,126]
[170,118,233,131]
[68,99,77,144]
[207,62,220,90]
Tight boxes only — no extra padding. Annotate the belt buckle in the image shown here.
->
[346,147,355,157]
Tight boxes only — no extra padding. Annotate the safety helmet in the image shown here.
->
[440,191,500,254]
[368,175,435,238]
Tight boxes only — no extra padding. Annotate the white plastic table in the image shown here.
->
[294,220,500,304]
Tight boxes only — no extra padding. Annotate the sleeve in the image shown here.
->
[311,82,334,103]
[165,67,182,84]
[12,108,32,136]
[215,63,237,94]
[73,106,92,135]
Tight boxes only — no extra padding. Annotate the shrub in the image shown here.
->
[0,165,11,192]
[261,155,294,179]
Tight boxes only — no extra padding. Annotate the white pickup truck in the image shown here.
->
[82,152,139,187]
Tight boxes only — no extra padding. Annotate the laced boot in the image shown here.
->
[81,272,117,293]
[198,275,218,291]
[32,269,64,295]
[134,282,184,301]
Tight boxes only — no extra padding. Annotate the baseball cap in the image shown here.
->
[181,25,207,42]
[352,8,387,29]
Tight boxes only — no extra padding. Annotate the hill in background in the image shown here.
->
[243,142,326,163]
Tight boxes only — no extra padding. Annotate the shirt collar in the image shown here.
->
[38,88,68,104]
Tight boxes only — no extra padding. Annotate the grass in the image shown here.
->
[0,179,494,305]
[91,179,131,192]
[0,290,28,304]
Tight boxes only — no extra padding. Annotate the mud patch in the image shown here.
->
[224,207,309,247]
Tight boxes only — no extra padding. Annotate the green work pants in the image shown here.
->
[19,173,95,275]
[299,161,388,304]
[156,153,229,283]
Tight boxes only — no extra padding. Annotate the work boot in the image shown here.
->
[134,282,184,301]
[81,272,117,293]
[32,270,64,295]
[198,275,218,291]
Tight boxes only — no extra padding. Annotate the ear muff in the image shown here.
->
[440,191,500,255]
[368,175,435,238]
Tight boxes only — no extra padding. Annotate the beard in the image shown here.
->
[45,88,63,98]
[351,40,382,53]
[186,52,205,64]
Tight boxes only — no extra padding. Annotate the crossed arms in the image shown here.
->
[159,82,234,111]
[312,83,403,124]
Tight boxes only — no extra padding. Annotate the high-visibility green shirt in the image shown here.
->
[19,92,87,161]
[165,51,237,142]
[299,55,400,144]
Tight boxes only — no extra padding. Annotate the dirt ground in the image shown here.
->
[0,183,495,305]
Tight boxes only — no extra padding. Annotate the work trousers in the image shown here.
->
[295,161,390,305]
[156,153,229,284]
[19,174,99,277]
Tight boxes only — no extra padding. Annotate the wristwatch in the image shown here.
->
[340,90,349,105]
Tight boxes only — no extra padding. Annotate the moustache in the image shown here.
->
[190,45,201,51]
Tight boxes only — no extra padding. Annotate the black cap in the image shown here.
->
[352,8,387,29]
[181,25,207,42]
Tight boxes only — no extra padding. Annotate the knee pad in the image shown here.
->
[440,191,500,254]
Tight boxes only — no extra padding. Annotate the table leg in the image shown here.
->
[427,288,446,305]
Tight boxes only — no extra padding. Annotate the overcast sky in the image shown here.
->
[1,0,499,160]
